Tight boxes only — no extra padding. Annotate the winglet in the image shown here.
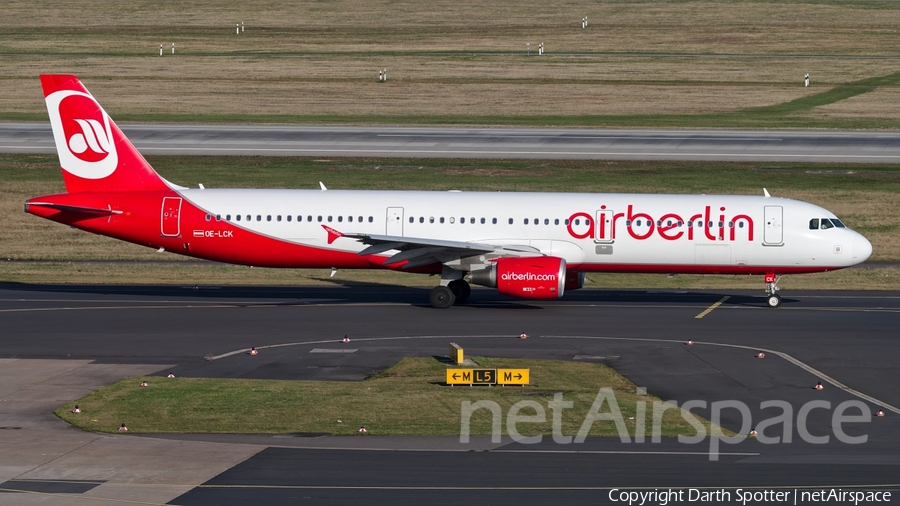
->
[763,188,771,198]
[322,225,343,244]
[319,182,327,191]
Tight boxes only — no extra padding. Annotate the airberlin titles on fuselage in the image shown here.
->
[566,205,754,242]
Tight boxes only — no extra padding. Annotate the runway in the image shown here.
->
[1,284,898,505]
[4,122,900,162]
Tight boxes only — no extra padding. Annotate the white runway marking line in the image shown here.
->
[695,296,730,318]
[194,483,900,491]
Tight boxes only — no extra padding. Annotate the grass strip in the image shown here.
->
[55,357,723,437]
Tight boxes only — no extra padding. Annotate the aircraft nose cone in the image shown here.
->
[853,233,872,263]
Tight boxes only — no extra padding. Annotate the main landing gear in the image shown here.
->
[429,270,471,309]
[765,273,782,308]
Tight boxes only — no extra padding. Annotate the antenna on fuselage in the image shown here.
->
[763,188,771,198]
[319,182,327,191]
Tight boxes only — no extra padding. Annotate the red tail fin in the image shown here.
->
[40,75,170,193]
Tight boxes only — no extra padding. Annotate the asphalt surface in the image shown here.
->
[5,122,900,162]
[1,283,898,505]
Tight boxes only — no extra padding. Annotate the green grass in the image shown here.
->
[55,357,723,437]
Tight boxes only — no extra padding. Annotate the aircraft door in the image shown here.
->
[161,197,182,237]
[763,205,783,245]
[386,207,404,236]
[595,210,613,243]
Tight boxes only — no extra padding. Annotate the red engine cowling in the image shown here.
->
[470,256,566,299]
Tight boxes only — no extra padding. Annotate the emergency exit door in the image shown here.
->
[386,207,404,236]
[763,205,783,245]
[161,197,182,237]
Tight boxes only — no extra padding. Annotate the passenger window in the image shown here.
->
[728,222,733,228]
[277,215,282,222]
[677,221,683,227]
[246,215,251,222]
[449,217,455,224]
[358,216,363,223]
[574,219,580,225]
[524,218,530,225]
[666,220,672,227]
[626,220,632,226]
[809,219,819,230]
[508,218,513,225]
[470,217,475,224]
[317,216,323,222]
[216,215,221,221]
[440,217,445,224]
[205,214,211,221]
[687,221,693,227]
[368,216,373,223]
[708,221,713,227]
[544,219,549,225]
[328,216,333,222]
[267,215,272,222]
[430,217,435,223]
[420,217,425,223]
[554,219,559,225]
[564,219,570,225]
[480,217,485,224]
[257,215,262,222]
[348,216,353,222]
[534,218,539,225]
[308,216,313,222]
[338,216,343,222]
[287,215,291,222]
[821,219,834,230]
[739,222,744,228]
[226,214,231,221]
[236,215,241,221]
[409,217,414,223]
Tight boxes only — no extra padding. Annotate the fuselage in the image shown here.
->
[28,187,872,275]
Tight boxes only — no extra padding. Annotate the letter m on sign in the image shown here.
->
[462,371,471,382]
[503,371,512,381]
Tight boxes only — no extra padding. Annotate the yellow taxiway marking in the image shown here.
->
[694,296,730,319]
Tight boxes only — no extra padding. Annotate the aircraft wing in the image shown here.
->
[345,233,540,269]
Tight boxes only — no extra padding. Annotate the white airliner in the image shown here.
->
[26,75,872,308]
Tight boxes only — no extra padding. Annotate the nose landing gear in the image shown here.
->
[765,273,782,308]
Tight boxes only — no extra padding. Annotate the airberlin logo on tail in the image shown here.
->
[45,90,118,180]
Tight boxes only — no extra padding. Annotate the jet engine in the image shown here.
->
[470,256,566,299]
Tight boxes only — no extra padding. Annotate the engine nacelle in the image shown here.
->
[470,256,566,299]
[565,271,585,291]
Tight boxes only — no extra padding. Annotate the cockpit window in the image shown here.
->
[832,218,846,228]
[809,219,819,230]
[820,218,835,230]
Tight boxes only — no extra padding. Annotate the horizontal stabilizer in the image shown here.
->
[26,201,122,216]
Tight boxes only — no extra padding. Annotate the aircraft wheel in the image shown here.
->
[766,294,782,308]
[448,280,471,304]
[430,286,456,309]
